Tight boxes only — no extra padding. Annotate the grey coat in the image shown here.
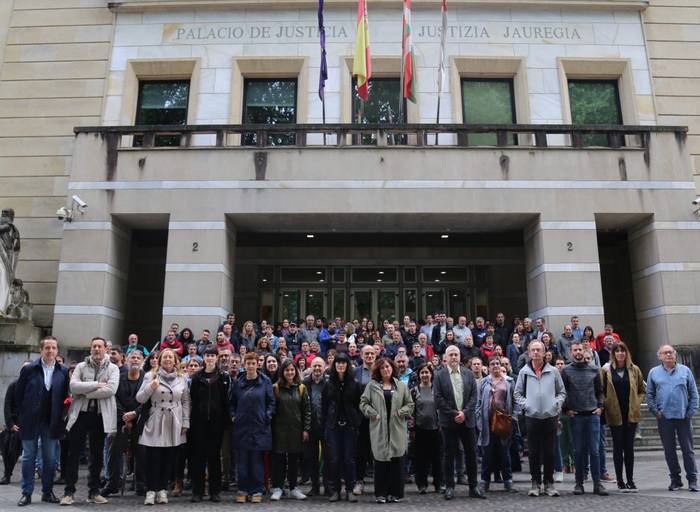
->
[66,357,119,434]
[514,362,566,419]
[475,375,517,447]
[359,378,414,462]
[136,371,190,447]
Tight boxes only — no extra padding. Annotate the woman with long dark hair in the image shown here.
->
[601,342,646,492]
[359,357,414,503]
[322,353,362,502]
[270,359,311,501]
[263,354,279,384]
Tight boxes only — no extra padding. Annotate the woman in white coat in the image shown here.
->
[136,348,190,505]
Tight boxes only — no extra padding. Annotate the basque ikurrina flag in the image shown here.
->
[402,0,417,103]
[353,0,371,101]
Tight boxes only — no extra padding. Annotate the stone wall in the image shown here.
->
[0,0,113,328]
[644,0,700,192]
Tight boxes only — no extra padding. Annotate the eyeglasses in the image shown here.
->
[660,350,674,355]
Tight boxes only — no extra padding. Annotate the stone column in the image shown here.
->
[628,220,700,370]
[524,219,605,336]
[53,220,131,347]
[161,219,235,337]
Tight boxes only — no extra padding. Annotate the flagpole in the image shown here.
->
[398,1,406,126]
[435,94,441,145]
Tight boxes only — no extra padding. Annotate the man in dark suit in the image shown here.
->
[1,363,29,485]
[15,336,70,506]
[433,345,485,500]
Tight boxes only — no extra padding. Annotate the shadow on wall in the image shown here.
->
[676,345,700,384]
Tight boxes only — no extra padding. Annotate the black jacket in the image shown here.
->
[322,375,362,429]
[190,369,232,429]
[115,370,144,428]
[433,365,478,429]
[3,380,18,430]
[302,375,328,437]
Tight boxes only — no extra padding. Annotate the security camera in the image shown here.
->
[72,195,87,213]
[56,207,72,222]
[693,197,700,206]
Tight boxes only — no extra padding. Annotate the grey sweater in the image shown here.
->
[561,361,604,413]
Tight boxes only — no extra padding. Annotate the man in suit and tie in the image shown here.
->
[433,345,485,500]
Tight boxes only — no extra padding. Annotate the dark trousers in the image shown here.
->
[1,430,21,480]
[325,424,357,494]
[610,422,636,483]
[237,449,264,495]
[303,433,326,490]
[272,452,300,490]
[144,446,176,492]
[441,425,478,488]
[525,416,557,485]
[190,426,223,496]
[374,457,404,499]
[64,411,105,497]
[356,418,372,481]
[481,434,512,483]
[106,427,145,491]
[414,428,442,489]
[657,417,698,484]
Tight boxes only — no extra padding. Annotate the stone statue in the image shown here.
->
[0,208,21,315]
[6,279,31,320]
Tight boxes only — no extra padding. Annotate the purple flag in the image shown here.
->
[318,0,328,101]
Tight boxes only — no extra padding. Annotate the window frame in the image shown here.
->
[460,77,517,146]
[134,79,191,147]
[242,77,299,146]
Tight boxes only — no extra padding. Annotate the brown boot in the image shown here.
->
[172,480,183,497]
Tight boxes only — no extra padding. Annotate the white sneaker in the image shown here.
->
[270,488,283,501]
[352,481,364,495]
[144,492,155,506]
[290,488,307,500]
[555,472,564,483]
[156,490,168,504]
[60,495,74,506]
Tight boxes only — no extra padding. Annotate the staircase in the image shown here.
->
[607,403,700,451]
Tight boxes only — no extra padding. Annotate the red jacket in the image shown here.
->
[160,339,184,357]
[595,332,621,351]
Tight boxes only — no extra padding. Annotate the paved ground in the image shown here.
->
[0,451,697,511]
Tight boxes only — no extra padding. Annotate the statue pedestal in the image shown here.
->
[0,317,42,346]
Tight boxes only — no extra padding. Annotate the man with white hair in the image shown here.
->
[647,344,698,492]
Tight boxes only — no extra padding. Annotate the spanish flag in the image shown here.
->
[402,0,416,103]
[353,0,371,102]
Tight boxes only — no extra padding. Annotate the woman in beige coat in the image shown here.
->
[600,342,646,492]
[136,348,190,505]
[359,357,414,503]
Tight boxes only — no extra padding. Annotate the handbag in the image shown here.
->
[490,409,513,438]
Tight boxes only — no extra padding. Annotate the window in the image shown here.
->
[461,78,516,146]
[134,80,190,147]
[352,267,398,283]
[568,80,623,146]
[243,78,297,146]
[280,267,326,283]
[352,78,406,145]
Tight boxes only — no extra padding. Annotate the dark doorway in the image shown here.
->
[597,231,639,353]
[123,230,168,345]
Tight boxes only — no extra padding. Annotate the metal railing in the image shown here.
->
[75,123,686,150]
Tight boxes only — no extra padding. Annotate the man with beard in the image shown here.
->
[303,357,328,496]
[101,350,146,497]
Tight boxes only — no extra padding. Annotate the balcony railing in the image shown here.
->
[76,123,686,152]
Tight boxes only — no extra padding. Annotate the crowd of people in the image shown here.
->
[2,311,698,507]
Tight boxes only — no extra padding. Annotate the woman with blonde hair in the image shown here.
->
[136,348,190,505]
[600,342,645,492]
[240,321,258,352]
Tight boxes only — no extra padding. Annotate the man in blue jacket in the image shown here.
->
[647,344,699,492]
[15,336,69,506]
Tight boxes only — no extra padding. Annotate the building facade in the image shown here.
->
[0,0,699,371]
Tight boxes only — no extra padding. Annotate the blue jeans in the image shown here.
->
[554,431,563,473]
[571,414,601,484]
[599,418,608,474]
[21,423,58,495]
[237,449,264,495]
[325,424,358,494]
[657,417,698,484]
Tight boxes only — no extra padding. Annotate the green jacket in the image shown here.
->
[359,378,414,462]
[272,382,311,454]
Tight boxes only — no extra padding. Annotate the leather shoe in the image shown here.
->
[100,487,119,497]
[18,494,31,507]
[42,492,60,504]
[0,476,10,485]
[444,487,455,500]
[469,487,487,499]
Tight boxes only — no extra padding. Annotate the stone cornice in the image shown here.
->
[108,0,648,13]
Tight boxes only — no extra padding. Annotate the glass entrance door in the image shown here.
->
[280,288,326,321]
[351,289,398,325]
[423,289,445,317]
